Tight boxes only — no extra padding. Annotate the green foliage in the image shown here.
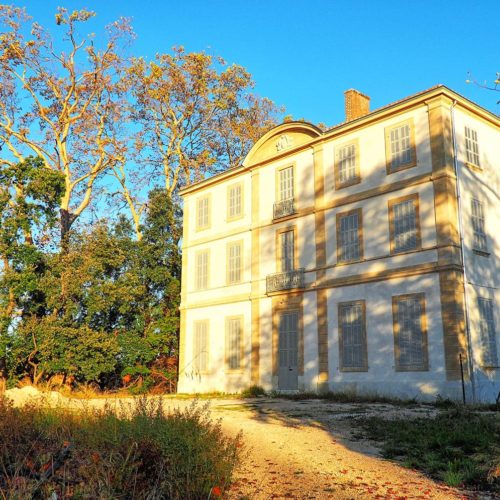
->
[241,385,266,398]
[357,409,500,492]
[0,397,241,498]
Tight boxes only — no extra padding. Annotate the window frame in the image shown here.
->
[225,315,244,372]
[338,300,368,372]
[195,194,211,231]
[276,225,298,272]
[226,240,243,285]
[336,208,363,264]
[471,197,488,254]
[385,118,417,174]
[275,164,296,202]
[392,293,429,372]
[388,193,422,255]
[477,297,498,368]
[227,182,244,221]
[193,320,209,374]
[194,249,209,291]
[334,138,361,190]
[464,126,481,169]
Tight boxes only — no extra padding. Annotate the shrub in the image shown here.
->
[241,385,266,398]
[0,397,241,499]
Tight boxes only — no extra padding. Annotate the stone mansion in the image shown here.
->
[177,85,499,402]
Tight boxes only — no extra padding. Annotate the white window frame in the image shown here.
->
[465,126,480,167]
[478,297,498,367]
[196,195,210,230]
[337,142,358,186]
[193,320,209,373]
[226,316,243,371]
[227,183,243,220]
[195,249,209,290]
[227,241,242,284]
[278,166,294,202]
[471,198,487,252]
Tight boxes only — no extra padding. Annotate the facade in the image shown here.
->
[177,85,500,402]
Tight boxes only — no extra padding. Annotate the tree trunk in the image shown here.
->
[60,208,77,251]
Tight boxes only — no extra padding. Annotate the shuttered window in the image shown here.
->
[392,198,418,252]
[227,241,242,284]
[195,250,209,290]
[471,198,487,252]
[337,143,357,185]
[393,294,428,371]
[279,166,294,201]
[228,183,242,219]
[465,126,480,166]
[226,317,243,370]
[193,320,209,372]
[339,301,367,371]
[338,210,362,263]
[280,230,294,272]
[390,124,412,168]
[478,298,498,367]
[196,196,210,230]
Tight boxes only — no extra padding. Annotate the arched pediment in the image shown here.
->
[243,122,322,167]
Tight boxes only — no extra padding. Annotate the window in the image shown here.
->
[195,250,209,290]
[465,126,480,167]
[278,166,294,201]
[337,209,363,263]
[227,183,243,220]
[385,119,416,173]
[196,195,210,230]
[335,140,360,189]
[393,293,428,371]
[338,301,367,371]
[227,241,242,284]
[478,297,498,367]
[471,198,487,252]
[279,229,295,272]
[389,194,421,254]
[193,320,209,372]
[226,317,243,370]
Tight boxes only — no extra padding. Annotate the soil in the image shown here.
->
[3,388,488,499]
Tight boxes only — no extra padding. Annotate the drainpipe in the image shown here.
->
[450,100,477,403]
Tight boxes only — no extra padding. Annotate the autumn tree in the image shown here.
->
[0,6,132,242]
[114,47,282,238]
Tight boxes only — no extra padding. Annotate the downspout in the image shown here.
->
[450,100,477,403]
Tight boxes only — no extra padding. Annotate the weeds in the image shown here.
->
[356,407,500,492]
[0,396,241,499]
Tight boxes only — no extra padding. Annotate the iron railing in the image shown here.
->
[273,198,296,219]
[266,268,305,293]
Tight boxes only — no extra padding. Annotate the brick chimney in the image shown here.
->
[344,89,370,121]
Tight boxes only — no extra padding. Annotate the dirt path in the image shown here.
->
[3,389,480,499]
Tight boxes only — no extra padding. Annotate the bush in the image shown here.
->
[241,385,266,398]
[0,397,241,499]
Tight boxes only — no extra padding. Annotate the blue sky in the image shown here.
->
[13,0,500,125]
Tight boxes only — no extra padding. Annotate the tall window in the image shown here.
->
[337,209,362,263]
[338,301,367,371]
[278,166,294,201]
[465,126,480,166]
[226,317,243,370]
[385,120,416,173]
[227,183,242,220]
[389,194,420,254]
[227,241,242,284]
[478,297,498,367]
[471,198,487,252]
[195,250,209,290]
[196,195,210,230]
[193,320,209,372]
[393,294,428,371]
[335,141,359,189]
[279,230,295,271]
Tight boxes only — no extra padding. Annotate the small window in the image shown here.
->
[393,293,428,371]
[335,140,360,189]
[471,198,487,252]
[227,241,242,284]
[227,183,242,220]
[385,119,416,173]
[195,250,209,290]
[389,194,421,254]
[338,300,367,371]
[193,320,209,372]
[478,297,498,367]
[278,166,294,201]
[337,209,363,263]
[226,317,243,370]
[465,126,480,167]
[279,230,295,272]
[196,195,210,230]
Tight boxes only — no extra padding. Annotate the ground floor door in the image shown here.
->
[278,311,299,390]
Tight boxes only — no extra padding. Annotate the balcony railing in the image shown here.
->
[266,268,305,293]
[273,198,296,219]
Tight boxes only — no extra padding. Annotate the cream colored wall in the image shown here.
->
[454,108,500,401]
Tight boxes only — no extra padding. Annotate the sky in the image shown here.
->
[9,0,500,126]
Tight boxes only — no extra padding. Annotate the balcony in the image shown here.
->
[273,198,296,219]
[266,268,305,293]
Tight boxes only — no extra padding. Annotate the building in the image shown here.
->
[177,85,500,402]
